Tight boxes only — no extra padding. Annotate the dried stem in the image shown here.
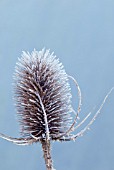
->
[41,140,55,170]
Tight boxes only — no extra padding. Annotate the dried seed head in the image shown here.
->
[14,49,73,140]
[0,48,113,146]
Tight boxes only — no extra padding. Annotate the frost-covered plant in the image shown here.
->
[0,49,113,170]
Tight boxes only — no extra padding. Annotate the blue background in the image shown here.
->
[0,0,114,170]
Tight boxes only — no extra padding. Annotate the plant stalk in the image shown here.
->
[41,140,55,170]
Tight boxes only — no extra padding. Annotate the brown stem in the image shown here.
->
[41,140,55,170]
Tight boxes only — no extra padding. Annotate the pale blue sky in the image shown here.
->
[0,1,114,170]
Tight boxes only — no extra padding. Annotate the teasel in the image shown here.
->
[0,49,113,170]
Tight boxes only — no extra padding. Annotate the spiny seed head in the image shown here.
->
[14,49,73,140]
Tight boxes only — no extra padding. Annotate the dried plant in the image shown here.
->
[0,49,113,170]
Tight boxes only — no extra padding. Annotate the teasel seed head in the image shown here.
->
[0,48,113,170]
[14,49,73,140]
[1,48,113,144]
